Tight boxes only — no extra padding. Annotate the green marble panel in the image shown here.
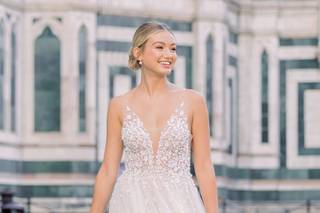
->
[261,50,269,143]
[228,30,238,45]
[279,59,319,167]
[34,27,61,131]
[279,38,318,46]
[298,82,320,155]
[79,26,87,132]
[11,23,17,132]
[206,34,214,136]
[97,14,192,32]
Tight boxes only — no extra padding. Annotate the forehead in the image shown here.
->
[147,30,176,44]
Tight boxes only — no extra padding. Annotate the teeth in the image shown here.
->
[160,61,170,65]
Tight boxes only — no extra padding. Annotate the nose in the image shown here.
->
[163,47,175,58]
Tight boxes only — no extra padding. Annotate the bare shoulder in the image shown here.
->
[107,90,134,122]
[106,96,122,123]
[183,88,206,109]
[108,89,134,108]
[108,95,122,108]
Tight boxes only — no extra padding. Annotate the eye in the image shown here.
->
[156,46,163,49]
[171,47,176,51]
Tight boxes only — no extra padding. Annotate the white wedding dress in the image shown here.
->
[108,100,206,213]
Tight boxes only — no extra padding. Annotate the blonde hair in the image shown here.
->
[128,22,173,71]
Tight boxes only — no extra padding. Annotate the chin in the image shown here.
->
[162,69,173,76]
[153,67,173,76]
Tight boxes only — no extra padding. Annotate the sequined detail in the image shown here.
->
[121,101,192,177]
[108,98,206,213]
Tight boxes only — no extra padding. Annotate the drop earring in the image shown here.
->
[138,60,142,65]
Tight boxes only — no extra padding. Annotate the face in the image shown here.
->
[137,30,177,76]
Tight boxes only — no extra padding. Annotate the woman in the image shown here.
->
[90,22,218,213]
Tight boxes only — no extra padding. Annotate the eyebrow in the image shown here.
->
[152,41,176,46]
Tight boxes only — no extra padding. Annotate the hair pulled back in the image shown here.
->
[128,22,173,71]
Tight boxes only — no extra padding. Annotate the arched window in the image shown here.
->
[206,34,214,136]
[0,20,4,130]
[11,23,17,131]
[78,25,87,132]
[34,26,61,131]
[261,50,269,143]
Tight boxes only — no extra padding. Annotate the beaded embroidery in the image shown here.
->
[121,101,192,177]
[108,96,206,213]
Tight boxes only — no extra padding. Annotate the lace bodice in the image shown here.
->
[109,97,206,213]
[121,101,192,178]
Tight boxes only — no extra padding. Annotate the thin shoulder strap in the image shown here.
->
[179,88,187,107]
[122,94,132,119]
[173,88,187,114]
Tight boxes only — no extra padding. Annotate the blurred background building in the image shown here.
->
[0,0,320,212]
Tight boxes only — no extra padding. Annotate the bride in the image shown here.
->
[90,22,219,213]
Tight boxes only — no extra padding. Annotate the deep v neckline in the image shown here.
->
[125,101,185,160]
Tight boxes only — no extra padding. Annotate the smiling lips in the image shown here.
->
[159,61,172,69]
[160,61,171,64]
[160,61,171,69]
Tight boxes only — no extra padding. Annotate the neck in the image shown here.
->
[138,70,172,98]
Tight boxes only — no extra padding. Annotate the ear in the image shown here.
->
[133,47,142,60]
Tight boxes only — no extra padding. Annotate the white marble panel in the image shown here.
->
[304,90,320,148]
[278,47,317,60]
[21,146,95,161]
[114,74,131,97]
[287,70,320,169]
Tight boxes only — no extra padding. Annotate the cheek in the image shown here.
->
[144,50,159,61]
[172,54,177,64]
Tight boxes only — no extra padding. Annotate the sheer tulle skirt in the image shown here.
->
[108,173,205,213]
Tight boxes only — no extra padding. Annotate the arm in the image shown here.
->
[191,93,219,213]
[90,97,124,213]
